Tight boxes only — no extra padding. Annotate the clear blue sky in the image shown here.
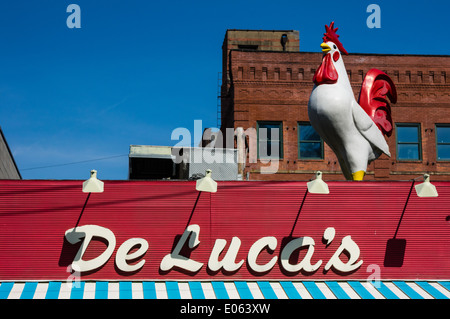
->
[1,0,448,180]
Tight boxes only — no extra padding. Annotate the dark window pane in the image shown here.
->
[436,126,450,144]
[260,140,278,157]
[398,144,419,160]
[268,141,280,157]
[437,144,450,160]
[300,142,322,158]
[258,123,282,159]
[259,143,268,158]
[300,125,320,141]
[298,123,323,159]
[259,126,280,140]
[397,126,419,143]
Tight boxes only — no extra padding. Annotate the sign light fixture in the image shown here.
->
[414,174,438,197]
[195,169,217,193]
[82,170,104,193]
[307,171,330,194]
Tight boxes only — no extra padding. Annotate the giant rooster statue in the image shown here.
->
[308,22,397,181]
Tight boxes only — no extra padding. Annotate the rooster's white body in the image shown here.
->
[307,23,396,180]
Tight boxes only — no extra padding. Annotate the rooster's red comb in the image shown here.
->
[322,22,348,55]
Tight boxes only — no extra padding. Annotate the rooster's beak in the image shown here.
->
[321,43,331,53]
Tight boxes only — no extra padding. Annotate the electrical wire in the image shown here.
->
[21,154,128,171]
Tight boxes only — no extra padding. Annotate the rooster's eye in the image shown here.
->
[333,45,337,49]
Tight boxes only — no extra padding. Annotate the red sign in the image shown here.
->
[0,180,448,281]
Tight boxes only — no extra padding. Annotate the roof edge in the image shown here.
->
[230,49,450,58]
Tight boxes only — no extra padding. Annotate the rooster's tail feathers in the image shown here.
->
[358,69,397,137]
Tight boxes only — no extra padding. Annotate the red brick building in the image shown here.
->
[220,29,450,181]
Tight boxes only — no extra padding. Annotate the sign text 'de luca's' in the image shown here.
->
[65,224,363,277]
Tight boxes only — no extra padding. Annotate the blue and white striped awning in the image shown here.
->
[0,281,449,300]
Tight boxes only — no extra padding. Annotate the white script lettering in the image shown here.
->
[160,224,204,273]
[64,224,363,276]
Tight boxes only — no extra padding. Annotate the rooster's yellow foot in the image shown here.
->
[352,170,365,181]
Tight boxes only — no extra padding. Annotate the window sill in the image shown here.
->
[395,160,422,163]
